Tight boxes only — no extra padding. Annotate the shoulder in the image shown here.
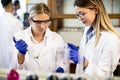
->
[101,31,119,40]
[3,13,23,26]
[100,31,120,45]
[52,32,63,39]
[46,29,65,45]
[46,28,63,40]
[13,27,30,39]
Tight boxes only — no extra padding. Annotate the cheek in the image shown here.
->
[87,14,96,25]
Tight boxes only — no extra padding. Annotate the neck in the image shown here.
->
[33,34,44,43]
[32,29,45,43]
[5,8,12,13]
[4,2,13,13]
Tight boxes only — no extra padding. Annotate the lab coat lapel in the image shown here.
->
[86,35,95,45]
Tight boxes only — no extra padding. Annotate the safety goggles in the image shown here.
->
[76,10,92,19]
[31,18,51,24]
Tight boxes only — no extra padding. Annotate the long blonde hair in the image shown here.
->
[74,0,120,46]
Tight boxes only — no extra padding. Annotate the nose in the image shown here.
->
[40,22,46,28]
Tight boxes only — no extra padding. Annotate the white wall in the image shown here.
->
[28,0,47,4]
[58,28,84,46]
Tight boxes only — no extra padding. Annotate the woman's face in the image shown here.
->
[29,13,51,35]
[75,6,97,26]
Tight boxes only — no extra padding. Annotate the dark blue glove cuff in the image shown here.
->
[56,67,64,73]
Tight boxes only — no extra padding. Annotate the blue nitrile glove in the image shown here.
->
[56,67,64,73]
[67,43,79,64]
[69,50,79,64]
[67,43,78,51]
[13,37,28,55]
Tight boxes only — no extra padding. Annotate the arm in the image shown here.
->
[13,37,28,65]
[55,36,65,73]
[17,53,25,64]
[84,35,120,77]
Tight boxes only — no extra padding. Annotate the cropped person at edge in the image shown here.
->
[68,0,120,77]
[0,0,23,68]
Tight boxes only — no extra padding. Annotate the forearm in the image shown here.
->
[17,53,25,64]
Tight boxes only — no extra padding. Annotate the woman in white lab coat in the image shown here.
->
[10,3,65,73]
[0,0,23,68]
[68,0,120,77]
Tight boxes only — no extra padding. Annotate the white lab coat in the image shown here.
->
[76,27,120,77]
[10,27,65,72]
[0,12,23,68]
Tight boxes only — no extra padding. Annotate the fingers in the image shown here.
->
[16,40,27,47]
[13,37,16,43]
[67,43,78,51]
[13,37,28,54]
[56,67,64,73]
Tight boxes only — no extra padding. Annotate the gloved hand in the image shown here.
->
[67,43,78,51]
[56,67,64,73]
[69,50,79,64]
[67,43,86,65]
[67,43,79,64]
[13,37,28,55]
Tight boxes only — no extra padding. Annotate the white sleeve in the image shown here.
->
[55,35,65,71]
[83,35,120,77]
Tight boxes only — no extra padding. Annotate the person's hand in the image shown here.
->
[67,43,79,64]
[67,43,78,51]
[13,37,28,55]
[67,43,86,65]
[56,67,64,73]
[69,50,79,64]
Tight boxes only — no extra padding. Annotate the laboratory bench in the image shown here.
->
[0,68,120,80]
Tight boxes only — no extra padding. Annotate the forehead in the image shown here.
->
[33,13,50,20]
[75,6,89,13]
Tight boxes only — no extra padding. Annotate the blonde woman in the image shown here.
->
[68,0,120,77]
[11,3,65,73]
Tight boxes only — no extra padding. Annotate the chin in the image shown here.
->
[83,23,88,26]
[84,23,91,26]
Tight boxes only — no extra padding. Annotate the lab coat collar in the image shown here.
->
[28,27,51,44]
[44,28,52,37]
[28,27,51,37]
[84,26,96,45]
